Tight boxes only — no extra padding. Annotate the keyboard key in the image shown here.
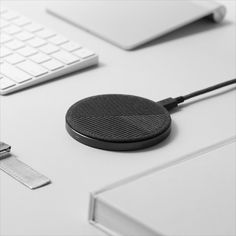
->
[61,41,81,52]
[73,48,94,59]
[5,53,25,64]
[17,60,48,77]
[52,50,80,65]
[1,10,19,21]
[0,62,32,83]
[28,37,46,47]
[48,35,68,45]
[15,31,34,41]
[12,16,31,26]
[17,46,37,56]
[39,44,59,54]
[24,23,43,32]
[0,47,12,57]
[42,59,64,71]
[30,52,51,63]
[36,29,56,39]
[3,24,21,34]
[5,39,25,50]
[0,33,12,43]
[0,76,16,90]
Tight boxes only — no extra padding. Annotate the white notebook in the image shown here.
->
[89,137,236,236]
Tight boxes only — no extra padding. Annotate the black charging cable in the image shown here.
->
[158,78,236,111]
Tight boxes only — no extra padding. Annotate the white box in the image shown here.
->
[89,137,236,236]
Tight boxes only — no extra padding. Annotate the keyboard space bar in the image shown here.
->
[0,62,32,83]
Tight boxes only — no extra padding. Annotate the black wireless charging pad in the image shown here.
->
[66,94,171,151]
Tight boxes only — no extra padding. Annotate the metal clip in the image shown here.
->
[0,142,51,189]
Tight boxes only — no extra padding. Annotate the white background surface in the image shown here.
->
[0,1,236,235]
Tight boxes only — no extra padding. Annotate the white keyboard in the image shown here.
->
[0,7,98,95]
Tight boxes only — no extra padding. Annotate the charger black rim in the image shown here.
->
[66,94,171,151]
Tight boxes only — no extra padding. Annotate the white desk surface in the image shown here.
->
[0,1,235,236]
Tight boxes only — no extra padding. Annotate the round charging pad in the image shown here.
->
[66,94,171,151]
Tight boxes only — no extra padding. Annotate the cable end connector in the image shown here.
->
[157,78,236,111]
[158,96,185,111]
